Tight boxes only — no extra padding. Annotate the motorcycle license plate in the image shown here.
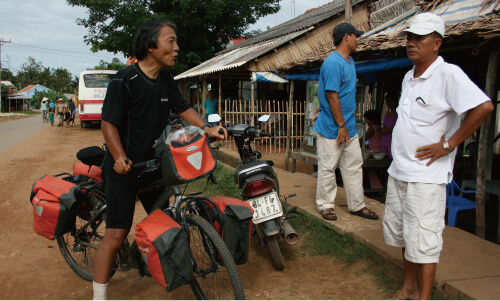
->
[249,192,282,224]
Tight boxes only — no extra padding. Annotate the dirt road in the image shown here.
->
[0,117,390,300]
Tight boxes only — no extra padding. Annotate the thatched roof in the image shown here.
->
[278,0,500,72]
[217,0,364,56]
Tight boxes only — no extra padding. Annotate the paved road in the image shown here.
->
[0,115,50,153]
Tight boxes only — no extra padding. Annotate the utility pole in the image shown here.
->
[0,39,12,113]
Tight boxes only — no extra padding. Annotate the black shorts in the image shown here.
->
[105,172,163,230]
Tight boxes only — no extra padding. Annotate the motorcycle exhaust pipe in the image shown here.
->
[282,220,299,244]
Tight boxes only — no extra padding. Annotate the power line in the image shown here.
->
[6,43,120,60]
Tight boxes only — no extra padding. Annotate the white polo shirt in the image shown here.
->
[388,56,490,184]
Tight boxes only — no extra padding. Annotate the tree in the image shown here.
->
[31,90,67,110]
[66,0,280,75]
[95,58,126,70]
[17,57,43,88]
[53,68,72,93]
[39,67,54,88]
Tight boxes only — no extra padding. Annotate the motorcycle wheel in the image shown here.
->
[266,234,285,270]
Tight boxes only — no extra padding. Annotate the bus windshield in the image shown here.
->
[83,74,114,88]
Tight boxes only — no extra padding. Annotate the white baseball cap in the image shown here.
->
[400,12,445,37]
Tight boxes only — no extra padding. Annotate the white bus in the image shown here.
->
[78,69,117,128]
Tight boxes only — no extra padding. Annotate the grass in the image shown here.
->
[0,111,40,116]
[287,211,402,292]
[180,162,242,199]
[187,162,402,293]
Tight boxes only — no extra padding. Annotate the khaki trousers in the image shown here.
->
[315,133,365,212]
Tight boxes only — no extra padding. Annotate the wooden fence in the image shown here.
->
[222,99,306,155]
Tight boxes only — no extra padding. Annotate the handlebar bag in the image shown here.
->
[204,196,254,265]
[73,162,102,182]
[155,130,217,185]
[30,175,80,240]
[134,209,194,291]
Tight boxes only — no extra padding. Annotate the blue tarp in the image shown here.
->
[284,57,413,81]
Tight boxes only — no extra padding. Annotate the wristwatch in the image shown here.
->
[443,141,452,153]
[339,123,346,128]
[201,123,212,131]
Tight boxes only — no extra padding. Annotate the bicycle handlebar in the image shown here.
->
[131,159,159,172]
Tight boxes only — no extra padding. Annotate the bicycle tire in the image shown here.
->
[266,234,284,270]
[185,214,245,300]
[57,208,115,282]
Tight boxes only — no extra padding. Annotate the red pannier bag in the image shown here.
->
[30,175,80,240]
[204,196,254,265]
[134,209,195,291]
[155,127,216,185]
[73,162,102,182]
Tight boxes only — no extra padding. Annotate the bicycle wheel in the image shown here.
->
[185,214,245,300]
[56,204,115,282]
[266,234,284,270]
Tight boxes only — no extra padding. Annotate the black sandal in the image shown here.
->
[320,208,337,221]
[350,207,379,220]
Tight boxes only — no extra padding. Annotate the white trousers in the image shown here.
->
[315,133,365,212]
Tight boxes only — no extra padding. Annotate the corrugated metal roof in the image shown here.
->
[175,0,365,80]
[175,28,311,80]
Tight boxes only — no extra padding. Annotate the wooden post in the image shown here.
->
[202,78,207,120]
[285,80,295,171]
[345,0,352,23]
[476,48,499,238]
[218,72,222,120]
[196,80,200,116]
[250,80,255,126]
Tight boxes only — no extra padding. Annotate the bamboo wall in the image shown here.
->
[222,99,306,155]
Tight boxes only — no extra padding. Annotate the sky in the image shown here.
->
[0,0,333,81]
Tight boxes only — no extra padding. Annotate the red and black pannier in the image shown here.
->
[30,175,80,240]
[134,209,194,291]
[204,196,254,265]
[73,162,102,182]
[155,126,217,185]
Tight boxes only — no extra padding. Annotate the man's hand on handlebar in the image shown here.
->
[204,125,227,141]
[113,156,132,175]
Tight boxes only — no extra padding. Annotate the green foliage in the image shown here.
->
[4,57,78,94]
[32,90,67,108]
[66,0,280,75]
[95,58,126,70]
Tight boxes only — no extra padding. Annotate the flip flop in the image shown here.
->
[320,208,337,221]
[350,207,379,220]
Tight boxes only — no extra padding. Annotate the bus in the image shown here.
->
[78,69,117,128]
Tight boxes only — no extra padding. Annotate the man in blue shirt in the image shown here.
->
[204,90,218,127]
[314,23,378,221]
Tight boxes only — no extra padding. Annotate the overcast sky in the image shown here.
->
[0,0,332,81]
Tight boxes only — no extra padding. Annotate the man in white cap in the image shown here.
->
[383,13,493,299]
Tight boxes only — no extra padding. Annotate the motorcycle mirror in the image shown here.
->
[207,114,221,123]
[258,115,271,123]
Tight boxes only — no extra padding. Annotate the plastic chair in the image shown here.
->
[446,180,476,227]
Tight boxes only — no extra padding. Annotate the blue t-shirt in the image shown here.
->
[314,51,358,139]
[204,97,218,115]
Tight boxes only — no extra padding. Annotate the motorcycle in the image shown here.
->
[209,114,299,270]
